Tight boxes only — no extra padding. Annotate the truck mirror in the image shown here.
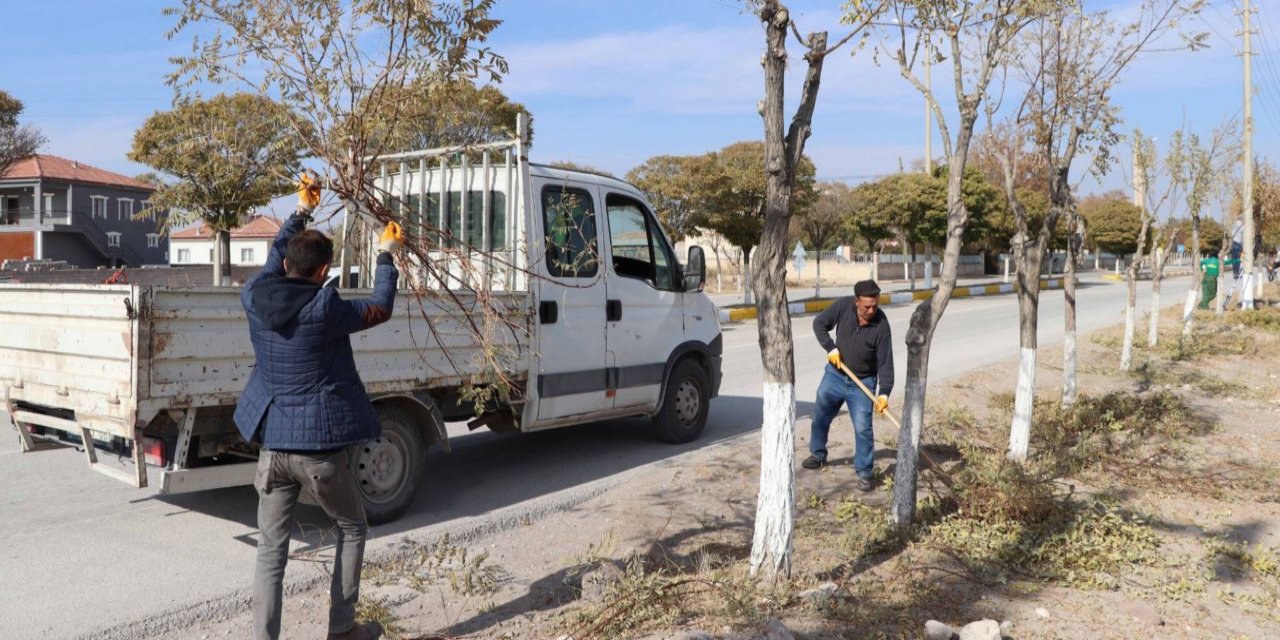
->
[684,246,706,292]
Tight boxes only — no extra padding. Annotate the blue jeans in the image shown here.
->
[809,364,876,479]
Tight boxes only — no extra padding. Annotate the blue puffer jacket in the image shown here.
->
[233,214,399,451]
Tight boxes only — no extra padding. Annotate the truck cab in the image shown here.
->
[523,164,722,439]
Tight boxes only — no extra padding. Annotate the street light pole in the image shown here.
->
[1241,0,1259,305]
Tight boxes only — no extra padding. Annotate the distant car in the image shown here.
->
[324,265,361,288]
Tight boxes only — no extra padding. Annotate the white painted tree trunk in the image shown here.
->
[815,255,822,298]
[742,250,753,306]
[1062,329,1077,407]
[1120,285,1137,371]
[1182,288,1198,337]
[749,382,795,577]
[1007,347,1036,462]
[1147,281,1161,347]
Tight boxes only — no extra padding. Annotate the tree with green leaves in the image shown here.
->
[129,93,307,285]
[854,172,944,289]
[627,153,718,242]
[1080,192,1145,256]
[0,90,44,177]
[703,140,816,306]
[369,80,531,152]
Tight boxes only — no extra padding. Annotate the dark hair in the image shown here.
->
[285,230,334,277]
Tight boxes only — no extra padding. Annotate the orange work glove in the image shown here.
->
[874,395,889,416]
[826,348,841,368]
[379,221,404,253]
[297,171,322,212]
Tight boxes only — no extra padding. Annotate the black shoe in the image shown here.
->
[855,475,874,492]
[801,455,827,470]
[328,622,383,640]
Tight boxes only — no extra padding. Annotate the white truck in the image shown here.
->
[1,123,723,523]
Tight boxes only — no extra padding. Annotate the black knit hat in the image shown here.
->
[854,279,881,298]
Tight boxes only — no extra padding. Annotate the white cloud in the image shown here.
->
[500,19,916,116]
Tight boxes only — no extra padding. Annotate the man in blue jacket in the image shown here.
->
[235,176,401,640]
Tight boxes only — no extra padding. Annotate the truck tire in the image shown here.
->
[652,358,710,444]
[354,406,426,525]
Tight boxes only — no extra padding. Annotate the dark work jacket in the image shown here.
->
[232,213,399,450]
[812,298,894,397]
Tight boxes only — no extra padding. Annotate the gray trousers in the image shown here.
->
[253,448,368,640]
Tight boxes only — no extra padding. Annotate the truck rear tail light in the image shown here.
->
[142,437,168,468]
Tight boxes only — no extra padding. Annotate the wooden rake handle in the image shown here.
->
[834,359,953,487]
[835,360,902,429]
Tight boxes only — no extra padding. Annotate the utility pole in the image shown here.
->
[1242,0,1257,306]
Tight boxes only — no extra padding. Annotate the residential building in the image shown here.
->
[0,155,167,267]
[169,215,283,266]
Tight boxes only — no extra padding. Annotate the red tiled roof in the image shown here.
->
[170,215,284,240]
[0,154,156,191]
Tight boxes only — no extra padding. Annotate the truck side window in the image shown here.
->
[606,194,677,291]
[542,186,598,277]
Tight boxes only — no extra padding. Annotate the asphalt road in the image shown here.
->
[0,274,1192,639]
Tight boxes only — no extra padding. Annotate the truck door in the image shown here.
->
[602,192,685,411]
[533,182,609,423]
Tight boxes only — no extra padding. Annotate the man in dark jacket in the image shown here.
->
[235,176,401,640]
[804,279,894,491]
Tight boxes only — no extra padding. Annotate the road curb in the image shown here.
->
[1101,269,1193,282]
[718,278,1066,323]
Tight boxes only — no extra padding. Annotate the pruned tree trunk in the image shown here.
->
[1148,247,1163,347]
[1121,274,1138,370]
[1008,241,1043,462]
[749,1,837,578]
[1121,209,1153,371]
[214,228,232,286]
[815,253,822,298]
[899,236,910,290]
[1063,208,1082,408]
[890,299,931,528]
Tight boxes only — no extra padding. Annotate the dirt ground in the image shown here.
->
[183,289,1280,640]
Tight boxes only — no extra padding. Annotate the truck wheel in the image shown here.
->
[355,406,426,525]
[652,358,710,444]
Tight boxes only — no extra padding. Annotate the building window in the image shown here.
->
[240,248,255,263]
[118,198,134,220]
[146,233,161,248]
[91,196,107,219]
[43,193,54,215]
[177,248,191,263]
[106,232,122,248]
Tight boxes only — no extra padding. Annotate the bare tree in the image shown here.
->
[794,182,854,298]
[992,0,1203,459]
[1119,132,1160,372]
[166,0,506,281]
[877,0,1040,530]
[0,90,45,177]
[1172,124,1238,336]
[748,0,878,579]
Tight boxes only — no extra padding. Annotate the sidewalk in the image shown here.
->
[706,275,999,308]
[713,273,1105,323]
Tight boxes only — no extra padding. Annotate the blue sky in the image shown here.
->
[4,0,1279,218]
